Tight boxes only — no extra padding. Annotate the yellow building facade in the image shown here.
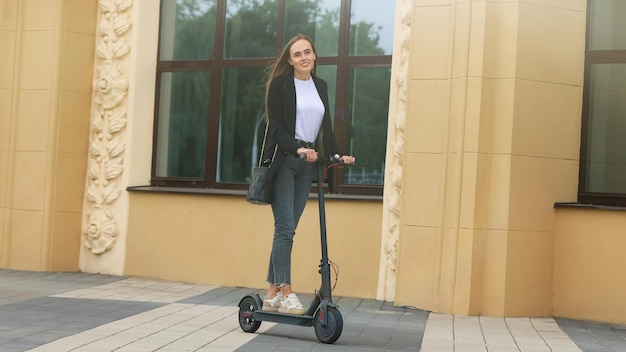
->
[2,0,625,324]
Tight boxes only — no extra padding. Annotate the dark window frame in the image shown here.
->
[151,0,392,196]
[578,3,626,206]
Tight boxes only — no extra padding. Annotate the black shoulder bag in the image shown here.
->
[247,122,277,205]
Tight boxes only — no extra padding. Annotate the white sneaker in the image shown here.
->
[262,292,283,312]
[278,293,306,315]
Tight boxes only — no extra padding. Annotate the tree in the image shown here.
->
[158,0,391,185]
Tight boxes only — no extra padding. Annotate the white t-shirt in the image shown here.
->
[294,77,324,143]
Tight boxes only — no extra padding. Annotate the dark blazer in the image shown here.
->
[264,74,341,183]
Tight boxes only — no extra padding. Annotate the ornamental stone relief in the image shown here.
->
[379,0,410,300]
[82,0,132,254]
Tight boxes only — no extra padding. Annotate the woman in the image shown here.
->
[262,34,355,315]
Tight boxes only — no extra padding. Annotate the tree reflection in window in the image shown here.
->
[154,0,395,195]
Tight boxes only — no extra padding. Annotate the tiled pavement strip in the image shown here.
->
[0,270,624,351]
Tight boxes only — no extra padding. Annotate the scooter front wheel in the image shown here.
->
[238,296,262,333]
[314,306,343,344]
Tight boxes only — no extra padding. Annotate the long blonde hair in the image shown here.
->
[264,34,318,122]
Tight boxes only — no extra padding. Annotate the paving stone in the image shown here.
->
[0,270,622,351]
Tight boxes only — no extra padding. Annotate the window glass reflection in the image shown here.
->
[585,63,626,193]
[349,0,395,56]
[154,0,393,193]
[218,67,267,183]
[345,67,390,184]
[224,0,278,58]
[284,0,340,57]
[588,0,626,50]
[159,0,217,60]
[155,71,210,178]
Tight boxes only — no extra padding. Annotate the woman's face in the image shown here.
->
[288,39,316,80]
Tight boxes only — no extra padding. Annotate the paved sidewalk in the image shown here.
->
[0,269,624,351]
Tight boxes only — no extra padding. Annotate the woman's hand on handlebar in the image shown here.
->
[297,149,356,165]
[297,147,318,162]
[339,155,355,165]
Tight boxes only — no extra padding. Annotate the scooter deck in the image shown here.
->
[252,310,314,326]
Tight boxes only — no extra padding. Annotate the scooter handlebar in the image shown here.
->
[299,153,343,164]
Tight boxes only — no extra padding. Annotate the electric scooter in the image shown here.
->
[238,154,345,344]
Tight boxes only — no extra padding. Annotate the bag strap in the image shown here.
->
[258,122,269,167]
[258,122,278,167]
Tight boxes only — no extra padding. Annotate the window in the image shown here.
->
[152,0,395,196]
[579,0,626,206]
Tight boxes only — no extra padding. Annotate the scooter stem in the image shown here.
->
[316,163,331,294]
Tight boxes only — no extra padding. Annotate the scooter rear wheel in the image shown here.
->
[314,306,343,344]
[238,296,262,333]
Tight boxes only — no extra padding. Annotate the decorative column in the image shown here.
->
[81,0,132,263]
[377,0,411,302]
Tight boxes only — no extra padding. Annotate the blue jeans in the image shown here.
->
[266,155,314,286]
